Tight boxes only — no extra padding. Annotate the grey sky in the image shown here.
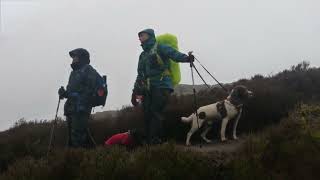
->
[0,0,319,131]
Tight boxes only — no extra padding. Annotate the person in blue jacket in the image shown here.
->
[131,29,194,144]
[58,48,99,148]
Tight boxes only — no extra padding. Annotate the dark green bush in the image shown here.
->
[1,104,320,180]
[228,104,320,180]
[0,144,222,180]
[1,62,320,177]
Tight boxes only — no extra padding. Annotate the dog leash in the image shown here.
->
[194,57,229,93]
[190,63,211,89]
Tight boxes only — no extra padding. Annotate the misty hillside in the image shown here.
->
[0,62,320,179]
[173,84,215,96]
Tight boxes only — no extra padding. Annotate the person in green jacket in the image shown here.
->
[131,29,194,144]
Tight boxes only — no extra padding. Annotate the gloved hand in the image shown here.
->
[58,86,67,99]
[186,51,195,63]
[131,90,138,107]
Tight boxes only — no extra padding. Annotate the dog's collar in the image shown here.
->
[226,98,243,110]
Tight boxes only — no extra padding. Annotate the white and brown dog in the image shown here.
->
[181,85,253,146]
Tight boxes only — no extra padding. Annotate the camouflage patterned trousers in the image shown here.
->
[66,112,92,148]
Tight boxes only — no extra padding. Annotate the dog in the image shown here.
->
[181,85,253,146]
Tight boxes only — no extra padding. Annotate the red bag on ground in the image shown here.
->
[104,132,134,146]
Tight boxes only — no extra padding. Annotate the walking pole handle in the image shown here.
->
[188,51,194,68]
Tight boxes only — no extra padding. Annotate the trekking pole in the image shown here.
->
[87,112,97,148]
[194,57,229,93]
[47,98,61,157]
[189,52,201,148]
[87,128,97,147]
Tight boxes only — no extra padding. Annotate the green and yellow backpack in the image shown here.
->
[156,33,181,86]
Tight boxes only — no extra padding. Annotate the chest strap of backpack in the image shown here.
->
[149,44,171,81]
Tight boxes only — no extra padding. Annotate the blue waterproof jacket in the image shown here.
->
[64,48,99,115]
[134,29,189,93]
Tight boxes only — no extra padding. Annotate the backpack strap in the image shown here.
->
[149,44,171,81]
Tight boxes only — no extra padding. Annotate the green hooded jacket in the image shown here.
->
[134,29,189,93]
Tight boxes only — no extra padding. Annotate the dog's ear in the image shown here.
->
[234,85,249,99]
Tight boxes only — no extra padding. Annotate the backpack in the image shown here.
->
[92,72,108,107]
[77,65,108,108]
[156,34,181,86]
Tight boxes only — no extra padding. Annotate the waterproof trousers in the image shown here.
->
[66,112,92,148]
[143,88,171,144]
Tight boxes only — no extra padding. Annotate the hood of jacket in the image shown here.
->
[69,48,90,70]
[138,29,156,51]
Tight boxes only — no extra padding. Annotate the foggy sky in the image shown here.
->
[0,0,319,131]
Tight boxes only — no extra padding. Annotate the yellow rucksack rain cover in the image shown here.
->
[156,33,181,86]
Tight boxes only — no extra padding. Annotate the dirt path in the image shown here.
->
[174,139,246,166]
[176,139,246,153]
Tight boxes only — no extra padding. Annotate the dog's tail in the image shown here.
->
[181,115,193,123]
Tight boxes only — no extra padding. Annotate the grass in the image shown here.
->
[1,144,223,180]
[226,104,320,180]
[1,104,319,180]
[1,62,320,179]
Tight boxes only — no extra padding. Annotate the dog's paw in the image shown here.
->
[233,136,238,140]
[203,138,212,143]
